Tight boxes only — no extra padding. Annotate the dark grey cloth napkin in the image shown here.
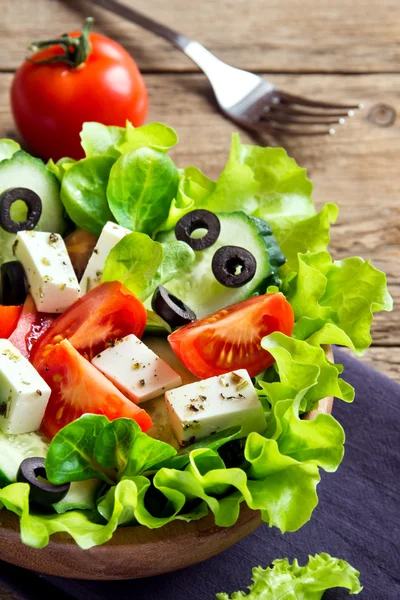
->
[0,348,399,600]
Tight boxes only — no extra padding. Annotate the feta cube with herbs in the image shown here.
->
[0,339,51,434]
[0,120,392,550]
[165,370,266,444]
[13,231,80,313]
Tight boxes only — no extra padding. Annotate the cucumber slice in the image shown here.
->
[158,211,285,318]
[0,151,67,279]
[0,139,20,162]
[52,479,101,514]
[0,429,48,487]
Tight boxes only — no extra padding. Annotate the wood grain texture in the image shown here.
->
[1,0,400,73]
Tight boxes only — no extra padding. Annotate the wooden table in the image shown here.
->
[0,0,398,593]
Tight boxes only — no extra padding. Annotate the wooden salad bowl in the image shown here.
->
[0,349,334,580]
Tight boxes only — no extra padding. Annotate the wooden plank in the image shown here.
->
[0,71,397,351]
[341,347,400,382]
[1,0,400,73]
[0,588,17,600]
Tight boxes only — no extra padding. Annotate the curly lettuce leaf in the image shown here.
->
[216,553,362,599]
[286,251,393,353]
[260,332,354,412]
[102,231,195,301]
[158,133,313,233]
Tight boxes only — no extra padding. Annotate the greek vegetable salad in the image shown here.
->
[0,122,392,549]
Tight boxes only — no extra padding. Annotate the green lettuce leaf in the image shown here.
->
[80,122,126,158]
[107,147,179,234]
[158,166,216,233]
[102,231,195,301]
[60,156,115,235]
[80,121,178,159]
[259,332,354,412]
[117,122,178,154]
[286,251,393,353]
[216,553,362,599]
[46,416,177,485]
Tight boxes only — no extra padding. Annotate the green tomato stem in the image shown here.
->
[27,17,93,68]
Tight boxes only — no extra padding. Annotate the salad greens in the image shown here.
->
[0,121,393,549]
[102,232,195,301]
[216,553,362,599]
[61,156,115,235]
[107,148,179,234]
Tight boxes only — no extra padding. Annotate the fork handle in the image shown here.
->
[93,0,191,51]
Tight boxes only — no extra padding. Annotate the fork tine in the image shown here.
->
[243,119,336,136]
[277,91,361,111]
[264,104,352,118]
[261,112,345,126]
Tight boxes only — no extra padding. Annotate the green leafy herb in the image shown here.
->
[107,147,179,235]
[102,231,194,301]
[60,155,115,235]
[216,553,362,599]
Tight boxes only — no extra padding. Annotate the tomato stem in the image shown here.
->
[27,17,93,68]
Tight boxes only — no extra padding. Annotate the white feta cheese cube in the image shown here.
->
[91,334,182,403]
[165,369,266,445]
[80,221,131,294]
[13,231,80,313]
[0,339,51,434]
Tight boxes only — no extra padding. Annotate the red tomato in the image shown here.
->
[168,293,294,378]
[8,295,54,359]
[0,305,23,338]
[31,282,146,370]
[40,339,152,439]
[64,228,98,280]
[11,21,148,160]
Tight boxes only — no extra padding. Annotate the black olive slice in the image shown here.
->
[212,246,257,288]
[17,457,70,508]
[175,209,221,251]
[1,261,27,305]
[0,187,42,234]
[151,285,196,328]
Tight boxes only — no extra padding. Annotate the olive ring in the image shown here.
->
[175,209,221,251]
[0,187,42,234]
[212,246,257,288]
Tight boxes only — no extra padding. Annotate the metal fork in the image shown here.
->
[93,0,362,136]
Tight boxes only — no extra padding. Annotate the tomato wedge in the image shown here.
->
[0,305,23,338]
[8,295,54,358]
[31,282,146,370]
[168,293,294,378]
[40,339,152,439]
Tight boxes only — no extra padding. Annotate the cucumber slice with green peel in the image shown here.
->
[158,211,285,318]
[0,429,48,487]
[0,139,21,163]
[52,479,101,514]
[0,151,67,287]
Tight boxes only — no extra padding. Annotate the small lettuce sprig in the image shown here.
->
[216,553,362,599]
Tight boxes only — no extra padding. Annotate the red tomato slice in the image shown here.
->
[168,293,294,378]
[40,339,152,439]
[0,305,23,338]
[64,228,98,280]
[8,295,54,358]
[31,282,146,370]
